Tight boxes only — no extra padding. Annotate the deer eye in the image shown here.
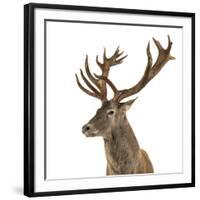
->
[107,110,115,117]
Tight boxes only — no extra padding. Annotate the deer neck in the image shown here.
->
[103,115,140,173]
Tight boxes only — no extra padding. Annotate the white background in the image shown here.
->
[0,0,199,199]
[46,20,182,179]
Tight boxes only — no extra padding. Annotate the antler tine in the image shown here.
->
[96,55,103,70]
[84,55,101,90]
[117,35,175,102]
[148,35,175,80]
[75,74,100,99]
[103,47,107,61]
[106,46,128,67]
[79,69,103,99]
[96,46,127,71]
[75,55,109,102]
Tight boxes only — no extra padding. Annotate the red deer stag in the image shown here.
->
[75,36,175,175]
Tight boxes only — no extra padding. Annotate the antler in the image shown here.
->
[95,35,175,102]
[76,36,175,103]
[96,47,127,98]
[75,47,127,102]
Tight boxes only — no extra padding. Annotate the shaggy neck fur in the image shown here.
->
[103,114,140,174]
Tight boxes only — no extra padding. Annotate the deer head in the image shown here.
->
[75,36,175,138]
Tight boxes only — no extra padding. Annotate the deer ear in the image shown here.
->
[119,97,138,111]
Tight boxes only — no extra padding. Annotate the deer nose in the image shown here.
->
[82,124,91,134]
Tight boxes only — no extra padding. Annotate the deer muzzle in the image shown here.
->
[82,124,99,137]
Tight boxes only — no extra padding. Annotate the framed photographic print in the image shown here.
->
[24,3,195,197]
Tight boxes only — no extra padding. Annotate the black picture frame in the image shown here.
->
[24,3,195,197]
